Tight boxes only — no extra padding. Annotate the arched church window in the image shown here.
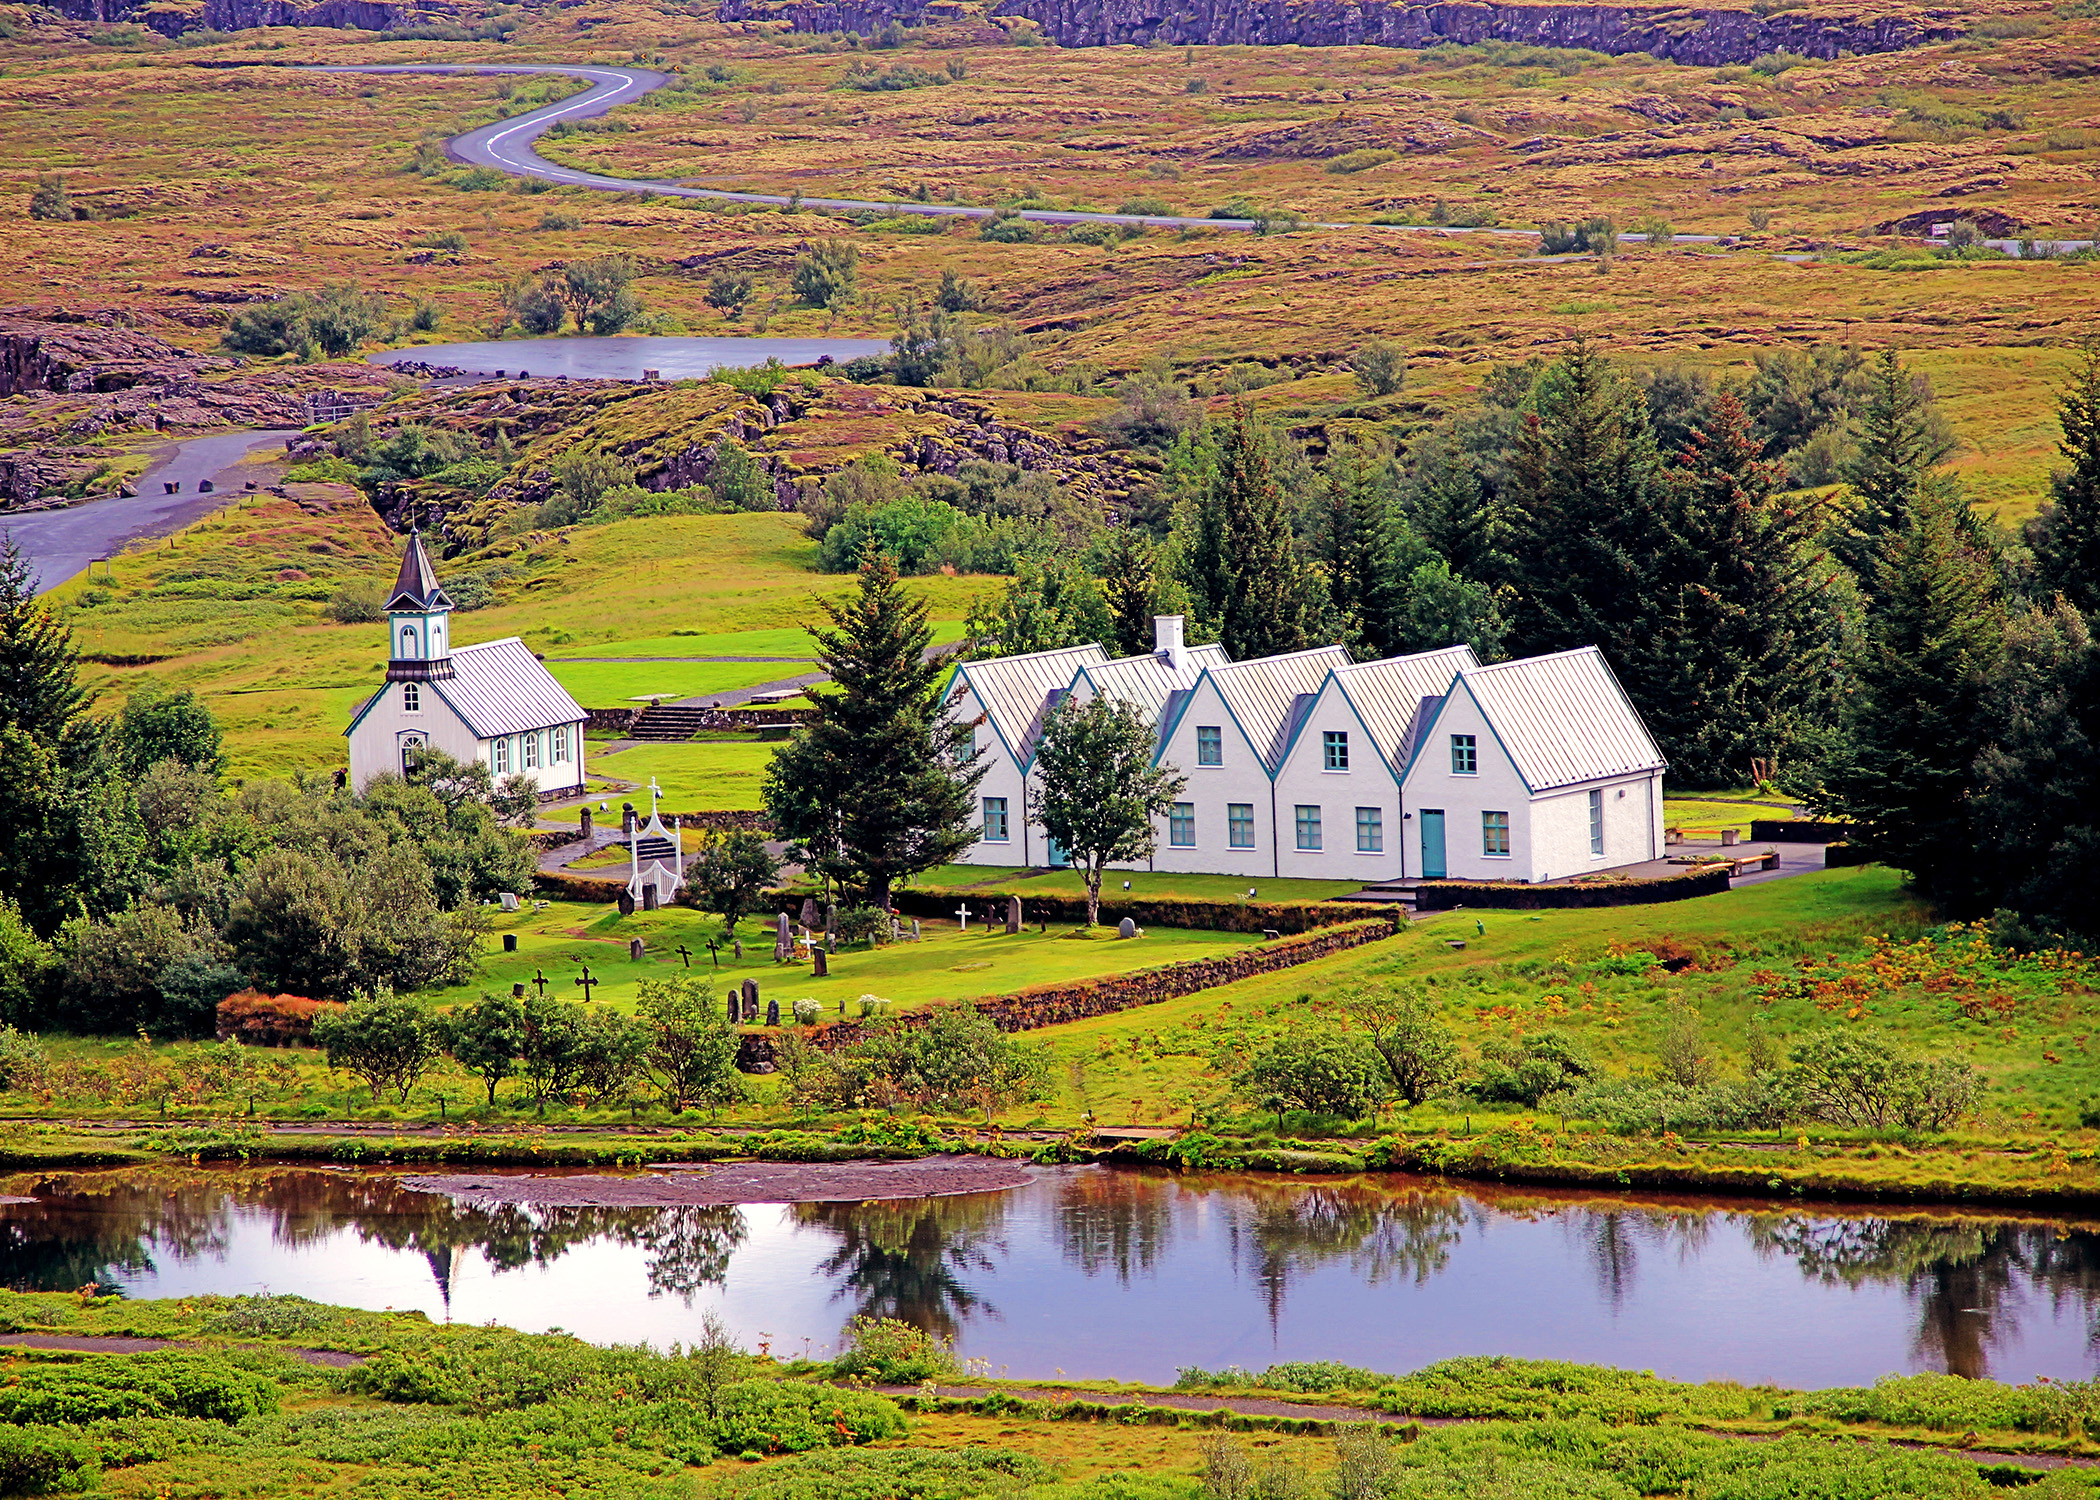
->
[399,624,420,658]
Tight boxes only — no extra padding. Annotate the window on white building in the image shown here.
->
[1323,730,1348,771]
[1295,805,1322,851]
[1228,803,1255,849]
[1169,803,1195,847]
[1483,811,1510,856]
[492,738,509,775]
[1588,788,1604,855]
[401,681,420,712]
[1356,807,1382,852]
[522,733,539,771]
[983,797,1010,842]
[552,725,570,763]
[399,625,419,659]
[1197,726,1223,766]
[1451,734,1477,775]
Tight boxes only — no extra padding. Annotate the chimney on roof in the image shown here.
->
[1154,614,1186,674]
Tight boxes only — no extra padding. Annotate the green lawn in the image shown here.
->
[579,740,777,811]
[544,658,811,707]
[550,619,964,659]
[914,865,1374,902]
[420,901,1266,1018]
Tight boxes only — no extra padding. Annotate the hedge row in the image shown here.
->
[735,917,1398,1069]
[1750,819,1855,843]
[881,886,1394,935]
[1411,866,1731,911]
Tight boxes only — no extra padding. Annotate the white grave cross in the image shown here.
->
[955,903,970,931]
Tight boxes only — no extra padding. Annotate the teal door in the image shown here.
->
[1045,837,1069,868]
[1420,810,1446,878]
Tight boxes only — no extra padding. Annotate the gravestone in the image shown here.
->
[500,892,520,912]
[741,978,759,1023]
[799,897,819,928]
[617,890,637,917]
[629,938,646,962]
[911,920,921,942]
[642,884,659,912]
[727,992,740,1024]
[824,903,838,938]
[503,933,518,953]
[623,803,637,836]
[1117,917,1138,939]
[775,912,792,961]
[813,948,828,978]
[1006,896,1022,935]
[733,938,743,961]
[765,998,780,1026]
[512,982,527,998]
[580,807,594,837]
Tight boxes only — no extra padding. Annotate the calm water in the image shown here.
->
[369,336,888,380]
[3,1166,2095,1389]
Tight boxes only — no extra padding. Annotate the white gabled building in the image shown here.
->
[1397,646,1666,884]
[943,640,1110,866]
[1267,644,1482,882]
[344,532,588,796]
[1152,644,1351,879]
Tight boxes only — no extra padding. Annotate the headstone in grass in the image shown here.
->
[727,991,739,1024]
[1117,917,1138,939]
[618,890,636,917]
[800,897,819,928]
[1007,896,1022,935]
[775,912,792,961]
[642,884,659,911]
[813,947,828,977]
[501,892,519,912]
[630,938,645,961]
[741,978,759,1023]
[911,919,921,942]
[766,998,780,1026]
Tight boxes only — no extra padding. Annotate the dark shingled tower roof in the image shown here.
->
[386,530,452,612]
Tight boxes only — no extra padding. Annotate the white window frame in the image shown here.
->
[492,738,509,775]
[1355,806,1382,853]
[1196,726,1223,766]
[1227,802,1255,849]
[401,681,420,712]
[1322,730,1348,772]
[1451,734,1478,776]
[1483,810,1511,857]
[399,624,420,659]
[1169,802,1196,847]
[523,732,539,771]
[552,725,570,763]
[982,796,1010,842]
[1588,788,1604,856]
[1295,804,1322,851]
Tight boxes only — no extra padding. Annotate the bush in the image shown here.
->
[1233,1030,1390,1121]
[0,1351,279,1425]
[325,582,385,625]
[711,1380,906,1452]
[1325,148,1397,174]
[830,1316,958,1383]
[28,174,84,223]
[0,1428,97,1496]
[223,284,383,358]
[1473,1031,1593,1106]
[215,989,341,1046]
[1350,340,1405,397]
[708,1448,1051,1500]
[791,239,859,307]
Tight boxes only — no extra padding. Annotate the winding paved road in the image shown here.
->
[3,429,302,595]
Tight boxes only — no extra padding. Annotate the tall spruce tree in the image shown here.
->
[1398,422,1511,584]
[1836,348,1944,588]
[1190,403,1311,661]
[2034,341,2100,620]
[1101,526,1163,658]
[0,539,87,745]
[763,547,984,909]
[1820,494,2005,900]
[1648,390,1846,786]
[1318,439,1418,657]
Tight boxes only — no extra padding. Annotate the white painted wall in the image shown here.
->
[484,722,587,795]
[1149,676,1274,878]
[1271,680,1402,881]
[1401,682,1535,881]
[947,680,1034,867]
[347,682,480,792]
[1529,775,1659,882]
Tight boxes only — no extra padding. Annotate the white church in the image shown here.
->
[941,617,1667,887]
[344,532,589,796]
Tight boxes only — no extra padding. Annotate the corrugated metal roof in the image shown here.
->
[952,643,1111,766]
[433,637,587,738]
[1331,645,1481,772]
[1457,646,1666,791]
[386,531,451,612]
[1079,643,1231,725]
[1205,645,1352,771]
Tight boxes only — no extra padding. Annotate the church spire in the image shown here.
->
[386,529,452,613]
[385,530,456,683]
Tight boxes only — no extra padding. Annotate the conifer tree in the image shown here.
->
[0,539,87,746]
[763,548,984,910]
[2034,341,2100,620]
[1836,348,1946,588]
[1318,440,1418,657]
[1101,526,1163,658]
[1207,401,1310,661]
[1398,424,1510,584]
[1820,495,2005,900]
[1648,391,1847,786]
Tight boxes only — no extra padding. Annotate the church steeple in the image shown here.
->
[385,531,455,683]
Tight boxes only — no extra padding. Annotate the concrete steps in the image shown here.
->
[627,705,713,741]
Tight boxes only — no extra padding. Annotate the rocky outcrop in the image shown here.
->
[0,311,235,398]
[719,0,1960,63]
[46,0,443,36]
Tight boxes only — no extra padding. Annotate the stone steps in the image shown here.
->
[627,705,713,741]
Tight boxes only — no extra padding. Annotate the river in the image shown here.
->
[370,336,889,381]
[6,1165,2095,1388]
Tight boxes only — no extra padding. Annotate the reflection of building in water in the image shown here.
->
[792,1192,1012,1345]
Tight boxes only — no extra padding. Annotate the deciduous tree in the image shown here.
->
[313,990,436,1104]
[1031,694,1187,927]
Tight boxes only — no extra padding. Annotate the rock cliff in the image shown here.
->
[719,0,1960,63]
[47,0,436,37]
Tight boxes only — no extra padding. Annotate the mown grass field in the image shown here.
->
[580,739,781,811]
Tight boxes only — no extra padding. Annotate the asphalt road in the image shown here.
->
[3,429,301,594]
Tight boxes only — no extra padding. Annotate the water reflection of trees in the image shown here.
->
[791,1192,1011,1343]
[1055,1169,1180,1282]
[1565,1209,1714,1311]
[1222,1180,1469,1326]
[0,1169,746,1306]
[1747,1215,2100,1379]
